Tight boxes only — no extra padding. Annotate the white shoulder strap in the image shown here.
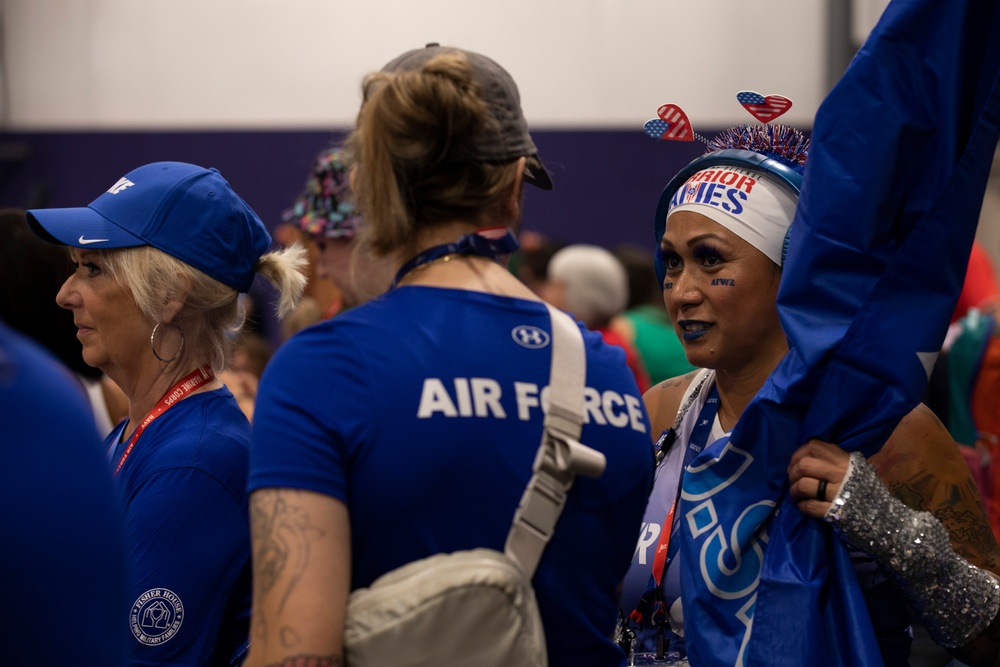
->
[504,304,607,579]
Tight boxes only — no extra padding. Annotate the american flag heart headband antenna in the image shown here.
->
[642,91,795,145]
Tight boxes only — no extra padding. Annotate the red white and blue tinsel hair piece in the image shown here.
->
[651,121,810,285]
[707,124,809,171]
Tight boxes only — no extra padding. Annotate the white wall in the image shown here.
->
[11,0,1000,273]
[3,0,838,130]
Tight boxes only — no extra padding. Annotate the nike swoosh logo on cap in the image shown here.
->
[78,235,110,245]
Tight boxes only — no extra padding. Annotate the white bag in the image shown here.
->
[343,305,605,667]
[344,549,546,666]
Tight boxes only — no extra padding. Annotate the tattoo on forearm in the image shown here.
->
[262,655,342,667]
[280,626,302,650]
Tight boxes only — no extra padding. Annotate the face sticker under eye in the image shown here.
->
[710,278,736,286]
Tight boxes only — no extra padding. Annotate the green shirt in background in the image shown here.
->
[623,304,696,385]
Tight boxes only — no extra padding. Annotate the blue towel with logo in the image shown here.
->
[677,0,1000,665]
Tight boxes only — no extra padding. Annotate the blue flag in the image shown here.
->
[677,0,1000,665]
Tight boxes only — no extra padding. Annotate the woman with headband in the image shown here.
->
[245,44,654,667]
[619,125,1000,666]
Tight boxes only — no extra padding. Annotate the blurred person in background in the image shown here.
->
[510,229,565,296]
[544,243,651,392]
[953,240,1000,323]
[277,145,393,341]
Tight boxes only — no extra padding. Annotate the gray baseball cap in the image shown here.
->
[381,43,553,190]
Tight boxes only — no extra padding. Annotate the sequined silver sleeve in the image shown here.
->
[824,451,1000,649]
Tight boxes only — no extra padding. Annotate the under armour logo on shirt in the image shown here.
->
[511,325,550,349]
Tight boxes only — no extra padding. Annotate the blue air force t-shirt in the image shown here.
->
[250,286,655,667]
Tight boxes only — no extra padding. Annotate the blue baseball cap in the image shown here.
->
[27,161,272,293]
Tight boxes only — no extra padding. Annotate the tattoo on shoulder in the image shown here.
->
[263,655,342,667]
[887,474,1000,568]
[912,403,948,432]
[665,370,697,389]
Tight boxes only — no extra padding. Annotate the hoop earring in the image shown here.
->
[150,321,184,364]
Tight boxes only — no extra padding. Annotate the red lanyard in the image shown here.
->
[114,365,214,477]
[651,500,677,589]
[629,385,721,629]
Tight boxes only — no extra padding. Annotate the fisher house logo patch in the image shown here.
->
[130,588,184,646]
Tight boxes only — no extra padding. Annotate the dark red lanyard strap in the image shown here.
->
[114,365,214,476]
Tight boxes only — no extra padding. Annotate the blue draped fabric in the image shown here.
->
[676,1,1000,665]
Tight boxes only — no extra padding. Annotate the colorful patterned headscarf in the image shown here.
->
[282,147,360,239]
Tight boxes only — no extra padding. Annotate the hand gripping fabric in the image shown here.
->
[343,304,606,667]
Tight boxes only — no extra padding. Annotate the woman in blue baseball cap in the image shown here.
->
[27,161,306,667]
[244,44,654,667]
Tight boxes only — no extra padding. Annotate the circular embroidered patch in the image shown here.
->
[130,588,184,646]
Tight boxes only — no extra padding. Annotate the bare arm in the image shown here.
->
[242,488,351,667]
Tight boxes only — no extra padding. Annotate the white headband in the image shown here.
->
[666,165,798,266]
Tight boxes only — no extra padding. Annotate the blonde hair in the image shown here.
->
[347,51,521,258]
[101,243,307,373]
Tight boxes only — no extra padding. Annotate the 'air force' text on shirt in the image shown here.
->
[416,377,646,433]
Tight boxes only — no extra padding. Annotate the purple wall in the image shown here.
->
[0,128,716,341]
[0,128,716,251]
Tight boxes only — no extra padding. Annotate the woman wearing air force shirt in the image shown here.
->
[245,44,654,667]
